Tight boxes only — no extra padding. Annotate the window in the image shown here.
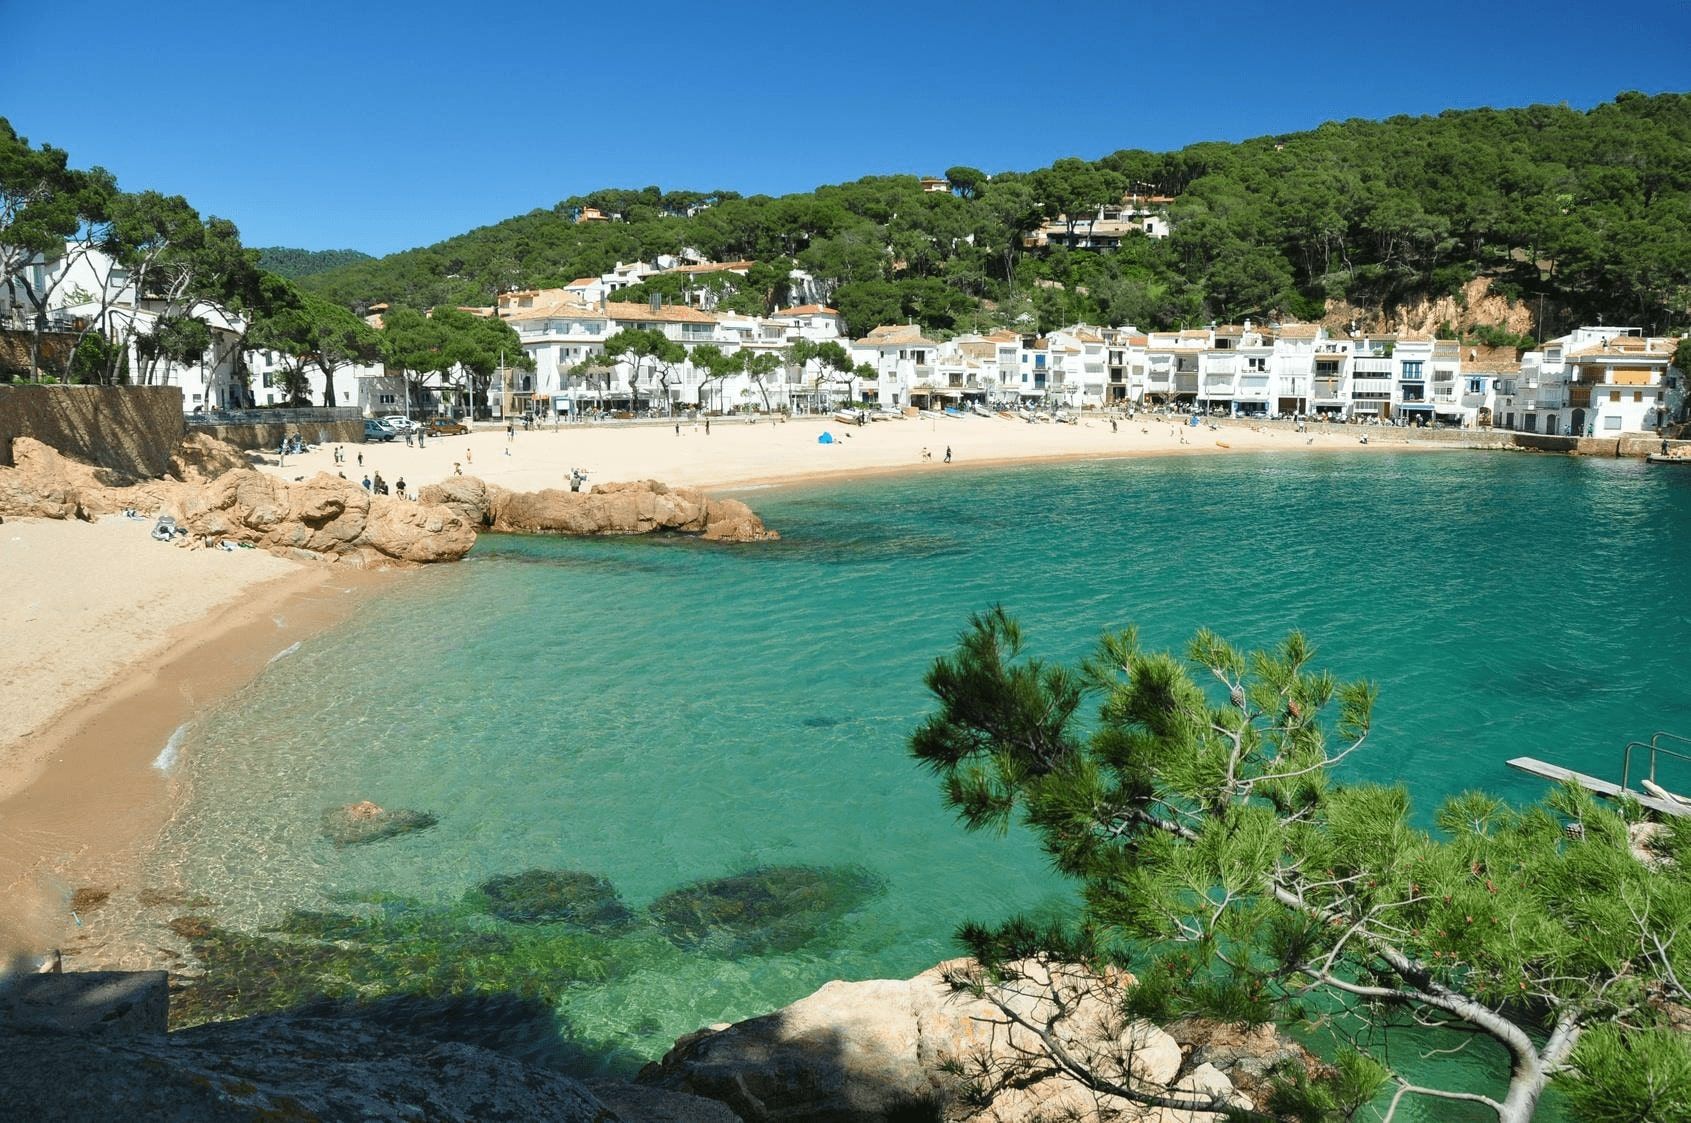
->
[1401,361,1424,379]
[1610,390,1621,402]
[1467,378,1485,393]
[342,391,350,402]
[378,393,396,405]
[1634,391,1643,402]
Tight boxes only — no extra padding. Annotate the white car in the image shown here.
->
[378,416,420,433]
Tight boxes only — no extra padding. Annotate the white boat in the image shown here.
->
[833,409,862,425]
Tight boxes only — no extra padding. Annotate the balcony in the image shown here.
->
[1353,358,1392,375]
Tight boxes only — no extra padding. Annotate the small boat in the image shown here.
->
[1646,453,1691,466]
[1215,440,1231,449]
[919,409,947,420]
[944,407,964,418]
[833,409,861,426]
[971,404,994,418]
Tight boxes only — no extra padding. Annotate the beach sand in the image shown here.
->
[258,413,1421,496]
[0,519,377,959]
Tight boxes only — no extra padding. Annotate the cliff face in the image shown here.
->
[1324,276,1537,340]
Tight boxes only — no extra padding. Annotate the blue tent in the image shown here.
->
[818,431,834,444]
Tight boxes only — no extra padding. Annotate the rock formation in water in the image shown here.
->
[641,958,1320,1121]
[464,869,636,933]
[418,475,778,543]
[320,801,440,846]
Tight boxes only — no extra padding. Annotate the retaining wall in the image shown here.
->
[0,385,184,478]
[188,407,366,451]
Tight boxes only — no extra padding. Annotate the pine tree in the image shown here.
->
[910,608,1691,1121]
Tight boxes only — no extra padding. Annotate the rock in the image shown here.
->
[1165,1018,1327,1105]
[587,1079,741,1123]
[69,887,112,913]
[648,865,884,957]
[641,958,1224,1122]
[0,970,169,1038]
[0,1003,616,1122]
[169,432,251,483]
[178,470,477,565]
[1630,821,1674,869]
[320,801,439,846]
[465,869,635,932]
[424,475,779,542]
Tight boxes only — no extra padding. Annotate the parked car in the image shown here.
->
[363,419,397,442]
[424,417,469,436]
[380,415,420,433]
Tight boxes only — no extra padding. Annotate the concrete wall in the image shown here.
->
[0,385,184,478]
[187,407,366,451]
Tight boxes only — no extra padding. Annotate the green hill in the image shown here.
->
[300,93,1691,339]
[258,247,374,280]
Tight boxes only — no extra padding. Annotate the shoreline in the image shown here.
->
[0,554,384,961]
[255,413,1494,499]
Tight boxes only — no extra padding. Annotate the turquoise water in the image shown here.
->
[150,451,1691,1107]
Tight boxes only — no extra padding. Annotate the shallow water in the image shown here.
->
[150,450,1691,1109]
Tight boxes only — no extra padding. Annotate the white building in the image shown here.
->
[1496,327,1682,436]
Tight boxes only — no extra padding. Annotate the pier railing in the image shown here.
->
[1620,731,1691,794]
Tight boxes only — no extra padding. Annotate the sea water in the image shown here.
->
[148,451,1691,1109]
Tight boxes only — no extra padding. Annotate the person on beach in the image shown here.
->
[405,431,413,447]
[507,422,514,441]
[920,447,931,461]
[675,423,681,436]
[705,419,711,435]
[395,477,406,499]
[277,440,286,466]
[944,446,952,463]
[466,448,473,465]
[362,475,371,491]
[357,451,364,467]
[454,462,462,475]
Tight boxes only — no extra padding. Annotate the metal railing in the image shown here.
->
[1620,731,1691,793]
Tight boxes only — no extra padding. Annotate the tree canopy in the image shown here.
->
[911,608,1691,1122]
[296,94,1691,340]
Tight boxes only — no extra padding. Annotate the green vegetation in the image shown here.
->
[463,869,635,932]
[256,246,373,279]
[299,93,1691,339]
[910,608,1691,1122]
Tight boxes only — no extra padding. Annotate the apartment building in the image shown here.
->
[1494,327,1682,436]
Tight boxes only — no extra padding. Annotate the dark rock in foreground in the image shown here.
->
[466,869,636,932]
[648,864,884,956]
[320,800,439,846]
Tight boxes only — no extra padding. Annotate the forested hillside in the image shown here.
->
[257,247,373,279]
[301,93,1691,339]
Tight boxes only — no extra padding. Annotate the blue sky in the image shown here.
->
[7,0,1687,256]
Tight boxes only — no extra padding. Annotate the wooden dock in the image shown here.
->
[1506,757,1691,819]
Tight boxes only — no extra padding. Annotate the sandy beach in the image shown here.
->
[0,519,377,958]
[257,413,1430,496]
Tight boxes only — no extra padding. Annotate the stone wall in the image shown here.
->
[188,406,366,451]
[1209,417,1683,457]
[0,385,184,478]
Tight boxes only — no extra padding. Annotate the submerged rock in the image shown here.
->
[648,865,884,956]
[465,869,635,932]
[320,801,439,846]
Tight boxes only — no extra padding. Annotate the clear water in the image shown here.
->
[150,451,1691,1111]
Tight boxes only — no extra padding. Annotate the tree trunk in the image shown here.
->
[1494,1059,1548,1123]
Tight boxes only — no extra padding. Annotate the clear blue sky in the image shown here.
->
[7,0,1687,256]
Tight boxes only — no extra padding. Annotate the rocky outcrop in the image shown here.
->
[0,972,723,1123]
[169,430,254,482]
[640,958,1275,1122]
[0,436,171,519]
[419,476,778,543]
[177,470,476,565]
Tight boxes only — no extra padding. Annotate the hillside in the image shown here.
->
[257,247,373,279]
[300,93,1691,341]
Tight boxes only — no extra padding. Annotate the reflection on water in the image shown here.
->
[148,452,1691,1108]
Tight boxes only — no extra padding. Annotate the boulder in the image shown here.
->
[169,432,252,483]
[641,958,1235,1122]
[1165,1017,1326,1104]
[0,436,161,519]
[320,801,439,847]
[178,470,476,565]
[427,476,779,542]
[647,865,883,956]
[465,869,635,932]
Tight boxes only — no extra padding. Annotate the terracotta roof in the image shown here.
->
[985,330,1022,343]
[1276,324,1321,339]
[1176,329,1210,340]
[668,260,756,275]
[771,304,840,317]
[605,301,719,325]
[857,324,937,347]
[1465,360,1520,374]
[1124,335,1148,346]
[1570,344,1668,359]
[565,277,598,287]
[1396,331,1433,342]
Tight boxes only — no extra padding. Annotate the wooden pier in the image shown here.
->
[1506,757,1691,819]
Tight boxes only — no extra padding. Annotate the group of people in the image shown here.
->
[919,446,954,464]
[361,471,406,498]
